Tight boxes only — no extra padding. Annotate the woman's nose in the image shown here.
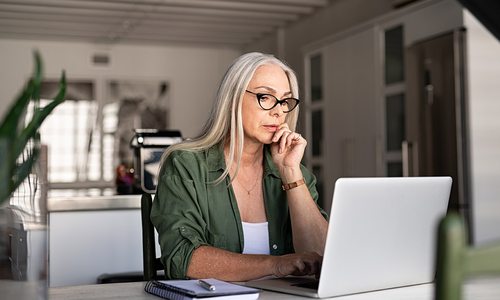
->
[270,104,285,117]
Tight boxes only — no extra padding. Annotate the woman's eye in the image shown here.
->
[259,95,272,102]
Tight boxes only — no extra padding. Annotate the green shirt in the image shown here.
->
[151,144,327,279]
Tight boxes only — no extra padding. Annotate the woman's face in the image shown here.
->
[242,63,291,145]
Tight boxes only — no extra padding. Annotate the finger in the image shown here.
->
[292,260,306,276]
[310,259,320,276]
[272,125,290,143]
[313,254,322,278]
[286,132,301,148]
[279,131,291,153]
[303,260,314,275]
[306,255,321,275]
[293,133,302,142]
[273,123,290,142]
[278,123,290,131]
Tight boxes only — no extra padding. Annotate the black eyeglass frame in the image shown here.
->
[245,90,300,113]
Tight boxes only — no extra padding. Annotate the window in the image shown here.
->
[312,110,323,157]
[31,79,170,197]
[385,25,405,84]
[310,54,323,102]
[305,53,325,206]
[28,81,115,196]
[40,99,98,182]
[383,25,406,176]
[385,93,405,152]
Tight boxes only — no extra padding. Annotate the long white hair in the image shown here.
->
[160,52,300,184]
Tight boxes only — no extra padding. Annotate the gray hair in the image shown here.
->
[160,52,300,184]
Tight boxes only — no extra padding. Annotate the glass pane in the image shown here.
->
[312,110,323,156]
[312,165,324,208]
[310,54,322,102]
[387,162,403,177]
[35,99,98,182]
[88,129,102,181]
[40,100,76,182]
[386,93,405,151]
[103,134,115,181]
[385,25,404,84]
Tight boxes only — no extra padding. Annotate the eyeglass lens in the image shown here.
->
[255,93,299,112]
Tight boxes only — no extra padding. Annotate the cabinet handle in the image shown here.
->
[402,141,418,176]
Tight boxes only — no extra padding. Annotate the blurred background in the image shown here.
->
[0,0,499,289]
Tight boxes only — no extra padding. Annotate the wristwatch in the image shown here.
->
[282,178,305,191]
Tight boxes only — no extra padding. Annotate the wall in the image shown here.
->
[245,0,396,87]
[249,0,500,245]
[297,0,464,212]
[0,39,240,138]
[464,10,500,245]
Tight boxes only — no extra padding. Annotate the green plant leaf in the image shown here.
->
[32,50,43,102]
[0,51,62,206]
[0,51,42,139]
[0,138,11,203]
[14,71,66,160]
[10,147,40,199]
[0,79,35,138]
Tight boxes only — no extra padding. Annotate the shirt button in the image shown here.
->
[272,244,278,250]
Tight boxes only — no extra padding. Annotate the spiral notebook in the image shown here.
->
[144,278,260,300]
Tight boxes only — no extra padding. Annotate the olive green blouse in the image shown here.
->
[151,144,327,279]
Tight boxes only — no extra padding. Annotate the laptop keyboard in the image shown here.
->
[291,279,319,290]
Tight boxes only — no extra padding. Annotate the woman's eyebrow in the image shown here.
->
[253,86,292,97]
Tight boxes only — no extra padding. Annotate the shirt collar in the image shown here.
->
[207,143,226,172]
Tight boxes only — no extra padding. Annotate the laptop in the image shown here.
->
[246,176,452,298]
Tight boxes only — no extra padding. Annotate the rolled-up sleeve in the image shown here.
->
[151,153,209,279]
[301,164,329,221]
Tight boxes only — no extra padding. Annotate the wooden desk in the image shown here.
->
[49,278,500,300]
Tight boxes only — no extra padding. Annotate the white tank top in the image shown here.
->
[241,221,270,255]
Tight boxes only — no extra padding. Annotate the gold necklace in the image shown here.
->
[236,175,260,196]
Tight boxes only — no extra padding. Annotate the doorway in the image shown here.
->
[405,30,472,237]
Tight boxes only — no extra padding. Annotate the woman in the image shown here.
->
[151,52,328,281]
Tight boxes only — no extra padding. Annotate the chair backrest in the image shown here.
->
[435,213,500,300]
[141,193,164,281]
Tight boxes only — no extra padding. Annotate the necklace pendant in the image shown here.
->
[247,191,250,196]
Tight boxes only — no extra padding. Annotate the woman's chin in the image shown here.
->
[262,137,274,145]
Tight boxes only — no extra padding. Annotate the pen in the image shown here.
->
[198,279,216,291]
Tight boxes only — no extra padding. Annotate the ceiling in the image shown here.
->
[0,0,332,48]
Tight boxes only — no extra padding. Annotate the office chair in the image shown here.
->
[435,213,500,300]
[141,193,164,281]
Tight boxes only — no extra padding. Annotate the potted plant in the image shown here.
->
[0,51,66,298]
[0,51,66,205]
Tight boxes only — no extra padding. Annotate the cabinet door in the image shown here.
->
[305,27,379,211]
[324,27,379,178]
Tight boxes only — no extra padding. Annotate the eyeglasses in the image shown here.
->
[245,90,300,113]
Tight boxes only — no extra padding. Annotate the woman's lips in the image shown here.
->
[263,125,279,132]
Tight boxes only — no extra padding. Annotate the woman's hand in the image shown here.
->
[272,252,322,278]
[270,123,307,171]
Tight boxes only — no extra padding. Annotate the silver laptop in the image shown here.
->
[247,176,452,298]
